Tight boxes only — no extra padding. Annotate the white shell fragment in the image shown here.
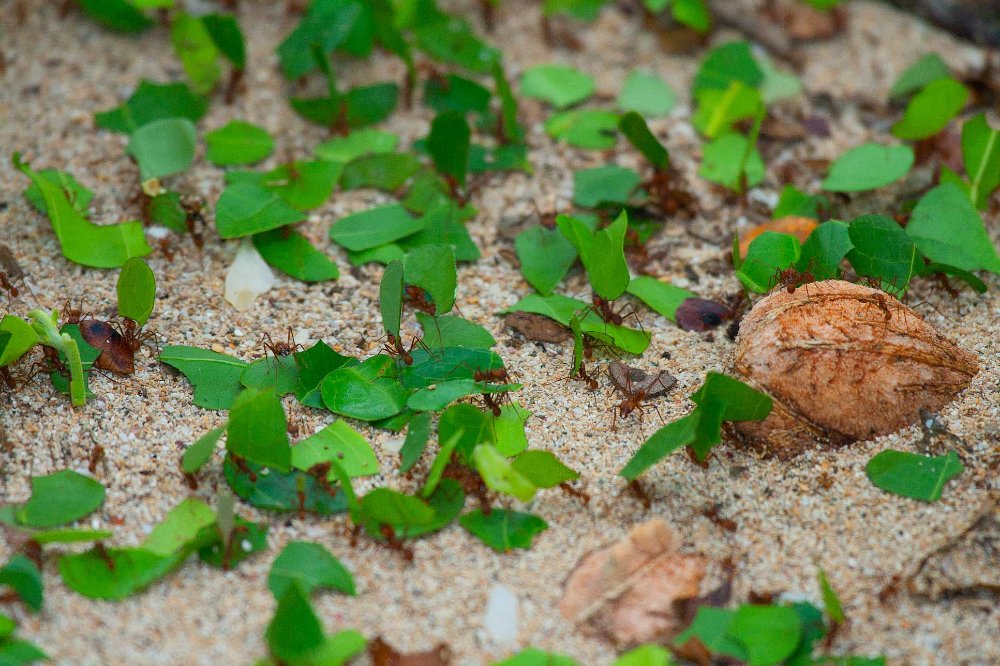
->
[225,239,276,310]
[484,584,518,644]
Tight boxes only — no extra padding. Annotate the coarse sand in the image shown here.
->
[0,1,998,664]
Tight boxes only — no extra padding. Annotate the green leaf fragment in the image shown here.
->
[127,117,197,180]
[268,541,355,600]
[515,225,578,296]
[906,183,1000,274]
[159,345,249,410]
[545,109,620,149]
[619,112,669,169]
[58,547,179,600]
[291,420,378,478]
[181,426,226,474]
[94,80,207,134]
[521,64,595,108]
[205,120,275,166]
[618,71,676,117]
[216,183,306,239]
[16,470,105,529]
[866,450,964,502]
[892,78,968,141]
[846,214,918,294]
[14,155,151,269]
[116,257,156,325]
[253,228,339,282]
[460,509,548,552]
[822,144,914,192]
[0,555,43,611]
[890,53,950,101]
[626,277,696,321]
[171,12,221,95]
[142,498,217,557]
[330,204,423,252]
[404,244,457,315]
[227,388,292,472]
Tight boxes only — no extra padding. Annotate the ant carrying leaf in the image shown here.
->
[609,361,677,430]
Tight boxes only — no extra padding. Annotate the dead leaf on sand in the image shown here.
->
[559,519,705,647]
[504,311,570,343]
[369,636,451,666]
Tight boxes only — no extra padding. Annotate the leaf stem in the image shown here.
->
[28,309,87,407]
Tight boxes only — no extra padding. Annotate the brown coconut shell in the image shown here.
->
[733,280,979,457]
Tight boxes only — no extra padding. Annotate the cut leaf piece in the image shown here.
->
[545,109,620,150]
[460,509,548,552]
[0,555,43,611]
[846,215,918,294]
[253,228,339,282]
[626,277,696,321]
[181,426,226,474]
[515,225,578,296]
[291,420,378,478]
[822,144,914,192]
[223,457,347,515]
[521,64,595,108]
[14,155,151,269]
[116,257,156,325]
[216,183,306,239]
[94,80,208,134]
[321,360,409,422]
[892,78,968,141]
[404,244,457,315]
[160,345,249,410]
[557,211,630,300]
[906,183,1000,274]
[16,470,105,529]
[127,117,197,180]
[58,547,178,600]
[330,204,423,252]
[227,388,292,472]
[618,71,676,117]
[866,450,963,502]
[205,120,274,166]
[268,541,355,599]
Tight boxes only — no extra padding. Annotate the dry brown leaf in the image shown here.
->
[609,362,676,399]
[368,636,451,666]
[739,216,818,257]
[768,0,844,40]
[559,519,705,647]
[733,280,979,457]
[504,311,570,343]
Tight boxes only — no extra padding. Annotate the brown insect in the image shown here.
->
[88,444,105,474]
[770,266,815,294]
[625,479,652,510]
[443,461,492,514]
[591,294,631,326]
[369,636,452,666]
[260,327,302,359]
[404,285,436,315]
[559,482,591,504]
[0,243,26,300]
[572,360,599,391]
[724,291,751,340]
[383,332,421,365]
[644,168,696,218]
[609,361,676,430]
[182,197,207,250]
[474,366,512,384]
[701,504,738,532]
[378,524,414,563]
[93,542,116,571]
[79,318,156,376]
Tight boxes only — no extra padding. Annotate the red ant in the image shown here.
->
[88,444,105,474]
[382,332,421,365]
[572,360,599,391]
[591,294,627,326]
[609,361,675,430]
[559,482,591,504]
[260,327,302,359]
[444,460,492,514]
[625,479,652,510]
[404,285,436,315]
[770,266,815,294]
[378,524,414,563]
[94,542,116,571]
[474,367,512,384]
[0,243,26,300]
[182,197,207,250]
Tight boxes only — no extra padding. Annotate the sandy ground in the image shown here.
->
[1,1,998,664]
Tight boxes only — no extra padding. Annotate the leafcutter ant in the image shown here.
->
[382,332,421,365]
[625,479,652,510]
[609,361,676,430]
[404,285,436,315]
[0,243,27,301]
[88,444,105,474]
[701,504,738,532]
[770,266,815,294]
[378,524,415,563]
[443,459,492,514]
[559,482,591,504]
[94,542,116,571]
[260,327,303,360]
[572,360,599,391]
